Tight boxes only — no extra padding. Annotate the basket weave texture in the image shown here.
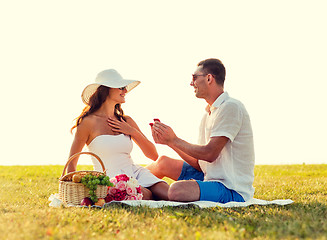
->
[59,152,108,205]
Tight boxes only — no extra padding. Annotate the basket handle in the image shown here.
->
[61,152,106,178]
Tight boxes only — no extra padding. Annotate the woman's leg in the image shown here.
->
[148,181,170,200]
[141,186,153,200]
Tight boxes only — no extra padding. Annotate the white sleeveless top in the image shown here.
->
[88,134,163,187]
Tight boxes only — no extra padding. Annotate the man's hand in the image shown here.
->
[151,122,177,146]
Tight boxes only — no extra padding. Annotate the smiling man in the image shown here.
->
[147,58,255,203]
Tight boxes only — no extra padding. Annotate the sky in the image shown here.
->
[0,0,326,166]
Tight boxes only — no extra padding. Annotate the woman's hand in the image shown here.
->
[107,117,136,136]
[113,116,158,160]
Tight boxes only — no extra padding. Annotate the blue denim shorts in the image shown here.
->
[177,162,204,181]
[177,162,244,203]
[195,180,245,203]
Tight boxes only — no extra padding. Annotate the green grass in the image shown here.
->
[0,164,326,240]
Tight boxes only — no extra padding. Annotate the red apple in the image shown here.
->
[81,197,93,206]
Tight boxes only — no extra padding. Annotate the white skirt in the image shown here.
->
[129,164,165,188]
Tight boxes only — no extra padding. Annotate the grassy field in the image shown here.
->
[0,164,326,240]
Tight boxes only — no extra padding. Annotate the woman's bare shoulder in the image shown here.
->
[77,115,96,130]
[124,115,140,128]
[124,115,135,123]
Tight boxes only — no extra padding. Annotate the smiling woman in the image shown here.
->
[66,69,170,201]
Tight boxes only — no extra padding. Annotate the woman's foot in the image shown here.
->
[141,186,153,200]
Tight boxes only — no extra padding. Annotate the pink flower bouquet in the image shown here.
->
[105,174,143,202]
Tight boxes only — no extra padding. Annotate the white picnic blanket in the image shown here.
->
[48,194,293,208]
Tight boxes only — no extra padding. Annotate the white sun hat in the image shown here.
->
[81,69,141,105]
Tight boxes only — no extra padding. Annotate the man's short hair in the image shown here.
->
[198,58,226,86]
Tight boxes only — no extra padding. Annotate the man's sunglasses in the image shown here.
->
[192,74,207,81]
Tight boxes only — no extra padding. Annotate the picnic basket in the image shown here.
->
[59,152,108,205]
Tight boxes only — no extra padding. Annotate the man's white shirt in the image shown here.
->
[198,92,255,201]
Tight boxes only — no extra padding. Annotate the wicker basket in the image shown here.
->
[59,152,108,205]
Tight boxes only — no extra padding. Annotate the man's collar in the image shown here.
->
[205,92,229,113]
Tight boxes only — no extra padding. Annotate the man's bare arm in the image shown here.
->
[152,122,229,163]
[169,145,201,170]
[169,136,228,163]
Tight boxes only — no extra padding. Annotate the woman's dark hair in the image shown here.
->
[198,58,226,86]
[71,85,126,133]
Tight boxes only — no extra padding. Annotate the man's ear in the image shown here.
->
[207,74,214,84]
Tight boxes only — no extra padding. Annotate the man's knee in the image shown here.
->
[168,180,200,202]
[147,155,183,180]
[168,181,183,201]
[156,155,170,172]
[146,155,170,179]
[168,181,192,201]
